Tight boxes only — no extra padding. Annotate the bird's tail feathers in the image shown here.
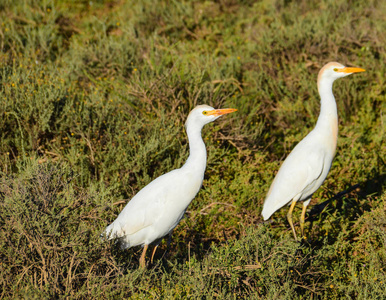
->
[261,206,275,221]
[101,223,122,241]
[101,223,134,249]
[261,199,283,221]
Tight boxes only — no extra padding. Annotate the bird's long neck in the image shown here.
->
[315,78,338,149]
[183,123,207,175]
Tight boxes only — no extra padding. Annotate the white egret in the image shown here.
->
[261,62,365,240]
[103,105,237,267]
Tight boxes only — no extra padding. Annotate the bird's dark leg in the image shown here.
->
[167,232,173,250]
[150,245,158,264]
[287,200,298,240]
[139,244,148,268]
[300,199,311,239]
[162,232,173,260]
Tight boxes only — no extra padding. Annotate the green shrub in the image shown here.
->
[0,0,384,298]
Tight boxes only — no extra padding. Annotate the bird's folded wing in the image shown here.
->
[106,188,167,238]
[105,168,198,239]
[265,146,326,207]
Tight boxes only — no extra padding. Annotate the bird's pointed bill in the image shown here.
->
[206,108,237,116]
[337,67,366,74]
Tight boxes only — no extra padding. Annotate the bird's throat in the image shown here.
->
[183,125,208,176]
[316,79,339,150]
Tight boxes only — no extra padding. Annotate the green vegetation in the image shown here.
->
[0,0,385,298]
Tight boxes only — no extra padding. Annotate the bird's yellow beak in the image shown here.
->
[337,67,366,74]
[206,108,237,116]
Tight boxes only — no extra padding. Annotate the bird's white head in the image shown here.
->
[318,62,365,83]
[185,104,237,129]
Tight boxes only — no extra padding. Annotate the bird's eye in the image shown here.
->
[333,68,338,72]
[202,111,208,115]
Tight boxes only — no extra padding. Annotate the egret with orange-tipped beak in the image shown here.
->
[103,105,237,267]
[262,62,365,240]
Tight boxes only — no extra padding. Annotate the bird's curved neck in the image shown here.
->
[183,123,207,175]
[316,78,338,133]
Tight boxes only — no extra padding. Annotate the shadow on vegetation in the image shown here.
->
[307,171,385,234]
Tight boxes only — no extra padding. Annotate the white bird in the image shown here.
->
[261,62,365,240]
[103,105,237,267]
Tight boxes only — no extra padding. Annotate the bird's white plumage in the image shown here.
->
[104,167,203,248]
[103,105,236,256]
[261,62,365,238]
[262,130,331,219]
